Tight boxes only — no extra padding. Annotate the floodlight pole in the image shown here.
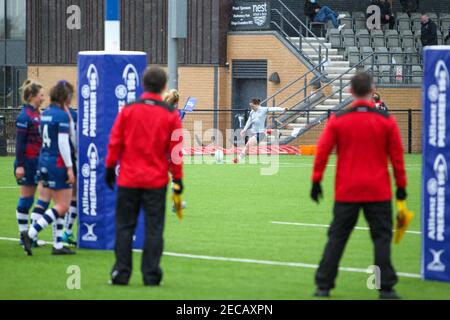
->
[168,0,187,90]
[105,0,121,51]
[168,0,178,90]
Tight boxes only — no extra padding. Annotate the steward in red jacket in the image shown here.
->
[312,101,406,203]
[310,72,407,300]
[105,67,183,287]
[105,94,182,188]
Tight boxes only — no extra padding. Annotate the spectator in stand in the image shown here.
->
[373,92,389,112]
[304,0,346,31]
[445,26,450,46]
[421,13,438,47]
[371,0,395,30]
[400,0,419,17]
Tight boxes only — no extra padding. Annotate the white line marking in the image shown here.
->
[0,237,20,242]
[184,161,422,168]
[271,221,421,235]
[0,186,20,189]
[0,236,420,279]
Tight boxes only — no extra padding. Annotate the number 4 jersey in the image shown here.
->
[38,105,72,190]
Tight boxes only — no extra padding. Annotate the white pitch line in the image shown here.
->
[141,251,420,279]
[271,221,421,235]
[0,186,20,189]
[0,236,420,279]
[0,236,20,242]
[0,236,55,245]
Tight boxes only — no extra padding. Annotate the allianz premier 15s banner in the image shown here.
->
[77,51,147,250]
[422,46,450,282]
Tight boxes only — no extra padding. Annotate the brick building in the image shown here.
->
[2,0,449,153]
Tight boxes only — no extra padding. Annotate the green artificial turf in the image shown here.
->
[1,155,450,300]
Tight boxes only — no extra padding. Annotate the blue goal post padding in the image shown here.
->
[77,51,147,250]
[422,46,450,282]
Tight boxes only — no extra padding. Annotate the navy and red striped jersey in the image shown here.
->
[15,105,42,166]
[39,105,71,168]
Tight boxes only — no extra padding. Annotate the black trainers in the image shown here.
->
[109,279,129,286]
[314,288,331,298]
[52,246,76,255]
[109,277,130,286]
[20,231,33,256]
[379,289,401,300]
[109,270,130,286]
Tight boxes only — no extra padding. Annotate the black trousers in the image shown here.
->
[111,186,167,285]
[315,201,398,291]
[381,16,395,30]
[400,0,419,12]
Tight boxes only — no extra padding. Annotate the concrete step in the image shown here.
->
[331,93,352,99]
[327,82,351,90]
[331,85,352,91]
[326,74,353,81]
[324,66,356,74]
[329,78,351,84]
[327,61,350,67]
[295,116,319,124]
[291,41,333,49]
[304,37,326,42]
[297,111,329,117]
[314,105,336,111]
[326,73,354,80]
[287,123,308,129]
[301,47,338,55]
[311,55,344,61]
[322,98,342,106]
[289,37,326,42]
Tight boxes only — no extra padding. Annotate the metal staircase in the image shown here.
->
[266,0,361,144]
[267,54,375,145]
[280,36,354,140]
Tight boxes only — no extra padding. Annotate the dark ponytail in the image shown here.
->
[50,80,74,106]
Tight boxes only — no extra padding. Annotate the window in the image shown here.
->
[6,0,25,40]
[0,66,26,108]
[0,0,5,39]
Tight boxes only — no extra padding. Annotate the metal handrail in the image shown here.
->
[362,50,423,84]
[270,0,330,66]
[271,9,323,56]
[277,98,350,144]
[261,60,326,108]
[270,19,317,68]
[275,73,328,108]
[270,53,378,129]
[270,9,320,66]
[275,0,328,46]
[271,9,329,66]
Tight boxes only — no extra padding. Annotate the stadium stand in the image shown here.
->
[270,0,450,142]
[356,29,371,47]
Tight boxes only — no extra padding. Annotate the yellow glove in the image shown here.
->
[172,183,183,221]
[393,200,414,244]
